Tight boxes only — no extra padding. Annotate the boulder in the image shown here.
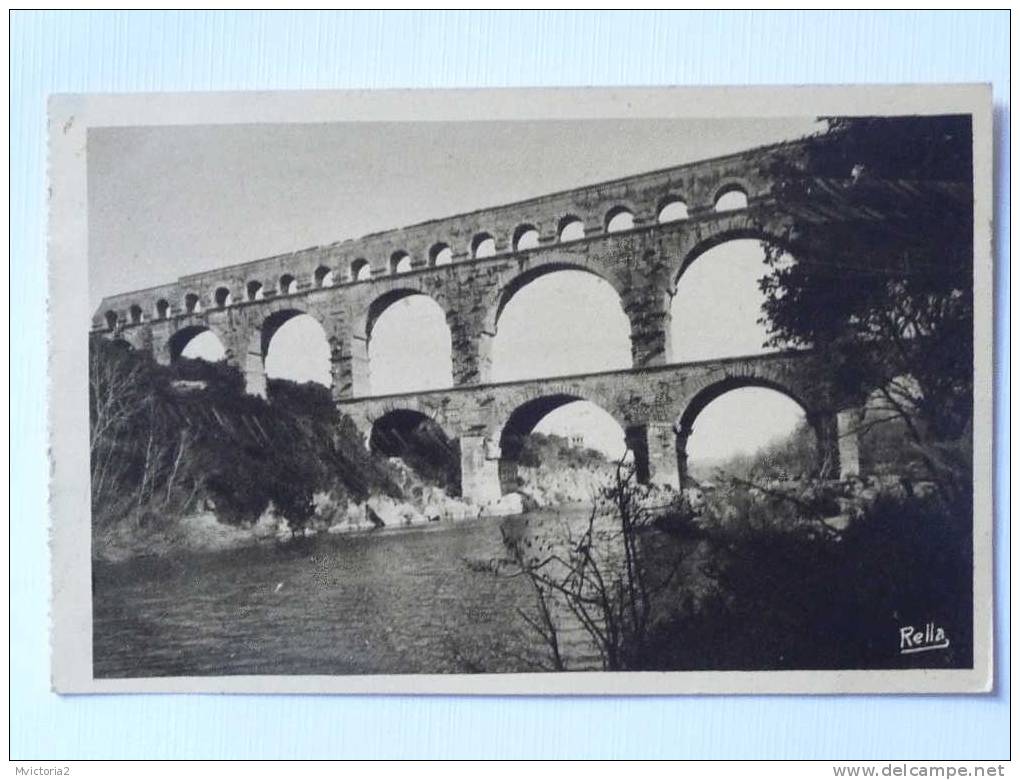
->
[365,504,388,528]
[486,492,525,517]
[682,487,706,511]
[251,506,280,540]
[177,512,254,552]
[274,518,293,543]
[445,500,479,521]
[395,501,429,526]
[823,513,853,532]
[366,496,428,527]
[311,491,343,523]
[325,502,378,534]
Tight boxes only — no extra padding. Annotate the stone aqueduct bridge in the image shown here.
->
[93,141,865,504]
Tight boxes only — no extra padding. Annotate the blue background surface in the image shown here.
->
[10,11,1010,759]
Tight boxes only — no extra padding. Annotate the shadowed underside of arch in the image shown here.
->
[674,375,821,484]
[675,223,792,289]
[168,324,219,362]
[678,375,811,434]
[370,408,445,454]
[486,263,633,385]
[258,308,308,357]
[354,288,454,397]
[241,307,330,397]
[362,287,444,340]
[498,393,584,459]
[369,408,461,494]
[490,262,624,334]
[498,393,587,495]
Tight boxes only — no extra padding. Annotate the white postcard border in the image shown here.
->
[49,85,994,695]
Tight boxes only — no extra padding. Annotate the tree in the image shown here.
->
[89,339,146,514]
[758,116,974,502]
[87,337,407,533]
[493,462,690,671]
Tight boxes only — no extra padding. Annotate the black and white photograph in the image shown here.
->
[49,86,993,694]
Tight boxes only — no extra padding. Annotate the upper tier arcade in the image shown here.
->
[91,139,797,333]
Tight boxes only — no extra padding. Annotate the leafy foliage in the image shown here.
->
[493,463,694,671]
[515,432,610,470]
[369,411,461,494]
[758,115,974,501]
[637,488,973,670]
[689,421,819,484]
[89,337,401,531]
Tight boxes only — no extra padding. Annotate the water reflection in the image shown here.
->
[93,508,604,677]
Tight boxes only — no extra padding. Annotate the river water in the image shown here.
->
[93,507,608,677]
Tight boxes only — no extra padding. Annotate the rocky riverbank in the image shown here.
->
[88,342,636,564]
[91,455,622,563]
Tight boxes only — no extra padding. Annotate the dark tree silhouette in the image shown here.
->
[758,116,974,501]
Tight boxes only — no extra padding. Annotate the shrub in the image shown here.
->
[88,337,403,532]
[636,487,973,670]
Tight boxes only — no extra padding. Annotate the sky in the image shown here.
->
[91,116,820,463]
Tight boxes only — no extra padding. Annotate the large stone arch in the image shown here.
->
[165,322,230,364]
[241,304,333,398]
[490,260,628,332]
[347,285,454,398]
[488,388,628,496]
[486,380,626,441]
[481,259,632,385]
[367,407,444,451]
[672,214,791,289]
[367,406,461,492]
[664,215,795,365]
[677,374,813,435]
[616,354,833,489]
[661,352,855,484]
[344,395,458,445]
[673,374,820,484]
[498,393,584,495]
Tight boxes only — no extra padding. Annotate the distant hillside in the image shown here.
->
[516,432,612,470]
[688,409,925,485]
